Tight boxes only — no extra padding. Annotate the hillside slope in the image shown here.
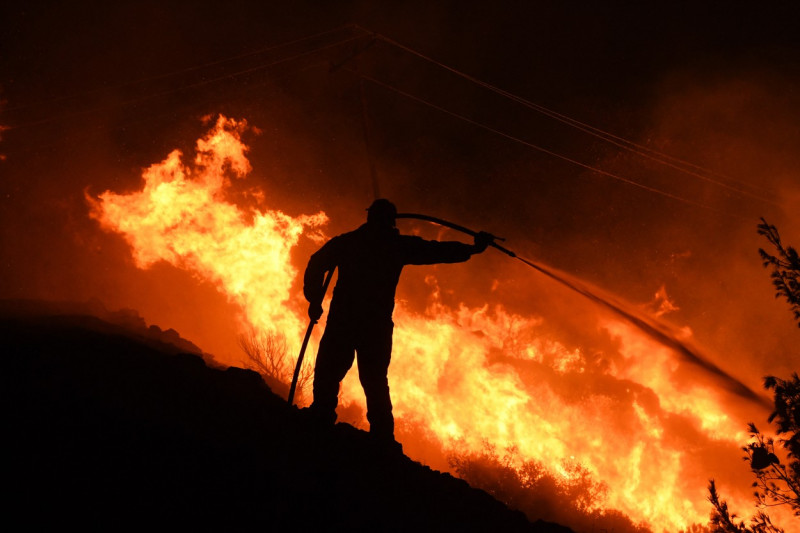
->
[4,304,571,532]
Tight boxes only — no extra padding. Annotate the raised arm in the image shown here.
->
[401,231,493,265]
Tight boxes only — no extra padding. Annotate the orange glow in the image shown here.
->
[90,116,327,350]
[91,115,761,532]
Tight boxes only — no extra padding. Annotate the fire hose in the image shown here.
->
[287,267,334,406]
[287,212,768,408]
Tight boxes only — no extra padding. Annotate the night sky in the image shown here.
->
[1,1,798,387]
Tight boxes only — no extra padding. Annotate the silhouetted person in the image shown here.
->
[303,199,492,449]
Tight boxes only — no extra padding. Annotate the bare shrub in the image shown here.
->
[238,328,312,403]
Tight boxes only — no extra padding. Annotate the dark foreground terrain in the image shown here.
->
[4,300,571,532]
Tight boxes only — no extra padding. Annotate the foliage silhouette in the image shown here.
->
[239,328,312,402]
[757,218,800,328]
[708,221,800,531]
[708,480,778,533]
[756,376,800,512]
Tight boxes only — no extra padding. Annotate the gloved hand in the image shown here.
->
[308,302,323,322]
[473,231,494,254]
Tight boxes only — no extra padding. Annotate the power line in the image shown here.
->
[5,29,369,130]
[355,70,751,221]
[361,27,778,207]
[495,89,778,205]
[3,24,363,114]
[1,20,778,219]
[6,59,336,160]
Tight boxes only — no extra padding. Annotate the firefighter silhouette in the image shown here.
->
[303,199,492,447]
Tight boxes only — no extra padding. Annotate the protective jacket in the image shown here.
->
[304,223,475,324]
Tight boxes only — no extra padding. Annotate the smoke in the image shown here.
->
[641,69,800,378]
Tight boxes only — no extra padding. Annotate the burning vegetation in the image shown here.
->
[85,115,789,532]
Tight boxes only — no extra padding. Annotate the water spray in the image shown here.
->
[395,212,771,408]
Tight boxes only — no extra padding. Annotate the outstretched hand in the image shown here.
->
[308,302,323,322]
[473,231,495,254]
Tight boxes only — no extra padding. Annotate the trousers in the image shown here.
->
[311,318,395,439]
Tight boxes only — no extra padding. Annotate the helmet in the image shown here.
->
[366,199,397,227]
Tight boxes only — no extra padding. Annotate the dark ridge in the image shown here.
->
[0,298,208,357]
[5,306,571,532]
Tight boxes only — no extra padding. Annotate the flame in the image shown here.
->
[91,115,759,532]
[648,285,680,317]
[90,116,327,345]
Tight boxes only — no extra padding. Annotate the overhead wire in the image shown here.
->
[8,58,337,159]
[5,28,370,131]
[1,26,370,158]
[3,23,363,113]
[354,70,751,221]
[496,89,778,205]
[2,21,776,218]
[362,27,778,206]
